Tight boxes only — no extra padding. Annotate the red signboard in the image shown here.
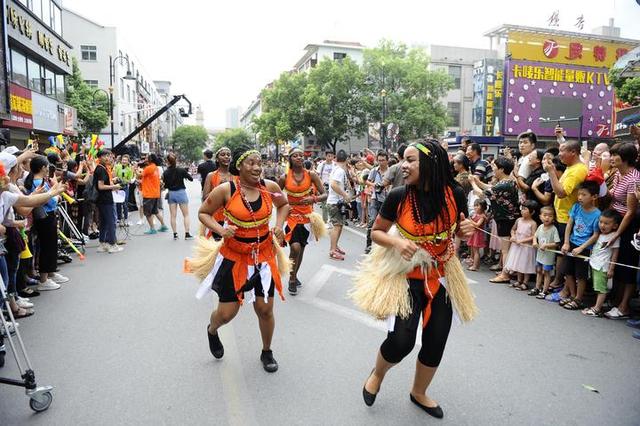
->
[4,83,33,129]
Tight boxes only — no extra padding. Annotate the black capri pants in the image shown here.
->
[380,279,453,368]
[33,213,58,274]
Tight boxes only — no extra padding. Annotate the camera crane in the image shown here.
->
[112,94,192,156]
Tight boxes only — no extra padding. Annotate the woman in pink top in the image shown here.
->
[604,142,640,320]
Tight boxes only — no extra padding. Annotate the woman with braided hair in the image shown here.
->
[351,139,477,419]
[278,147,327,296]
[187,146,290,372]
[201,147,232,238]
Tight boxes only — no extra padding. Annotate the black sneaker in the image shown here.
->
[260,350,278,372]
[296,278,302,288]
[173,233,178,240]
[207,325,224,359]
[288,282,297,296]
[185,233,193,240]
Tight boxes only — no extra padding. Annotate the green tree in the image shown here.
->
[362,40,454,142]
[610,68,640,106]
[170,125,209,162]
[66,57,110,134]
[213,128,253,153]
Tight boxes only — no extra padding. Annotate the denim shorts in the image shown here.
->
[536,261,554,272]
[167,189,189,205]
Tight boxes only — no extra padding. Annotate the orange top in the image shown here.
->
[284,169,313,230]
[210,170,230,222]
[219,178,284,302]
[141,164,160,198]
[396,187,458,326]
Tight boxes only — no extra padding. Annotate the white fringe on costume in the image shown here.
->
[195,256,273,304]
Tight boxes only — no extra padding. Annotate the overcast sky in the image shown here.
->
[62,0,640,128]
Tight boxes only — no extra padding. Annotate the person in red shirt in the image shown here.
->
[138,154,168,234]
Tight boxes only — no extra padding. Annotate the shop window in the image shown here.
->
[449,65,461,89]
[27,58,42,92]
[448,102,461,127]
[55,74,65,101]
[10,49,28,87]
[44,67,55,96]
[81,45,97,61]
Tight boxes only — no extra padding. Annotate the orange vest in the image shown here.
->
[219,178,284,302]
[283,169,313,240]
[396,186,458,325]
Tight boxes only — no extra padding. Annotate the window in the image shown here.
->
[31,0,42,20]
[41,0,51,30]
[84,80,98,88]
[27,58,42,92]
[81,45,97,61]
[10,49,28,87]
[51,3,61,34]
[448,65,461,89]
[127,86,131,103]
[448,102,461,127]
[333,52,347,61]
[55,74,65,100]
[119,79,125,100]
[43,67,55,95]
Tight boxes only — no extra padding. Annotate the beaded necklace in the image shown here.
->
[407,187,455,264]
[237,177,262,265]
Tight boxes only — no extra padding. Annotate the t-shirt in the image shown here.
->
[470,158,492,182]
[197,160,217,189]
[114,164,135,184]
[141,163,161,199]
[517,155,531,179]
[523,167,544,201]
[589,233,620,272]
[327,166,347,205]
[29,179,57,213]
[367,166,388,203]
[379,185,467,223]
[535,224,560,266]
[383,163,405,189]
[610,168,640,216]
[94,164,114,205]
[162,166,193,191]
[0,191,18,246]
[317,161,334,185]
[569,204,600,247]
[490,180,519,221]
[554,162,588,224]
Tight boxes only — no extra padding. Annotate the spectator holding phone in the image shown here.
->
[94,150,122,253]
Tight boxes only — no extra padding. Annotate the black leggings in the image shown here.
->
[380,279,452,367]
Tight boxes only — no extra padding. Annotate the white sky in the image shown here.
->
[62,0,640,128]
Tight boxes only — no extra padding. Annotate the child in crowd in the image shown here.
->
[467,199,487,271]
[503,200,538,290]
[530,206,560,299]
[559,181,601,310]
[582,209,621,316]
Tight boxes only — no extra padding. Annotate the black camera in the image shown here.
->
[336,200,352,216]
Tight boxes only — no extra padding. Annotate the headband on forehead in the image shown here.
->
[414,143,431,157]
[216,146,231,156]
[289,147,304,155]
[235,150,260,168]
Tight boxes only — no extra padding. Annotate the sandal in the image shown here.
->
[489,276,511,284]
[467,266,478,271]
[536,291,548,299]
[335,247,346,255]
[515,283,528,291]
[528,288,540,296]
[329,250,345,261]
[489,264,502,271]
[12,307,34,318]
[559,297,573,306]
[582,307,603,317]
[563,300,584,310]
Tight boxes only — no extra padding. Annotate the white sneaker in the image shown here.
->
[97,243,109,253]
[51,273,70,284]
[36,280,61,291]
[1,321,19,337]
[108,244,123,253]
[16,297,34,309]
[136,219,144,225]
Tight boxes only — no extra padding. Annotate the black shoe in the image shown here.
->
[362,369,379,406]
[18,289,40,298]
[185,233,193,240]
[0,349,5,368]
[173,233,178,240]
[410,394,444,419]
[207,326,224,359]
[364,247,371,254]
[260,350,278,372]
[296,278,302,288]
[288,283,297,296]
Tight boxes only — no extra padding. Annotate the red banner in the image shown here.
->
[4,83,33,129]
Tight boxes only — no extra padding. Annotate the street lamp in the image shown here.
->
[381,88,387,151]
[109,55,136,149]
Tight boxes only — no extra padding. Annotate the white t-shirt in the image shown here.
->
[517,156,531,179]
[317,161,334,185]
[327,166,346,204]
[589,233,620,272]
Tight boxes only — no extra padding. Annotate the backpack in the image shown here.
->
[84,173,99,203]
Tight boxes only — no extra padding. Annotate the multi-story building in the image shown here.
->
[2,0,78,147]
[225,106,241,129]
[62,8,177,152]
[294,40,364,71]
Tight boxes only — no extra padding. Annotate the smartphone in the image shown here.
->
[582,141,588,151]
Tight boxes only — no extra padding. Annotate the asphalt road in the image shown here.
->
[1,180,639,425]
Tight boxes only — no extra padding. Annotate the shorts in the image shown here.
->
[558,243,590,280]
[143,198,160,216]
[286,223,310,247]
[536,262,554,272]
[591,268,609,294]
[328,204,345,226]
[167,189,189,205]
[495,219,516,237]
[213,258,275,303]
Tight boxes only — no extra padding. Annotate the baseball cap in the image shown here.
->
[366,154,375,165]
[0,152,17,171]
[3,146,19,155]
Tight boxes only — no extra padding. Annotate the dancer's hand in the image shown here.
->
[394,238,418,261]
[458,213,475,239]
[221,225,237,239]
[272,226,285,245]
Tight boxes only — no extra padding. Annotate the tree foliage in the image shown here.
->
[170,125,209,162]
[362,40,454,141]
[213,128,253,153]
[66,57,110,134]
[610,68,640,106]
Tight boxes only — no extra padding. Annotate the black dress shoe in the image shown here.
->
[288,282,297,296]
[410,394,444,419]
[296,278,302,288]
[260,350,278,372]
[207,326,224,359]
[362,369,379,407]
